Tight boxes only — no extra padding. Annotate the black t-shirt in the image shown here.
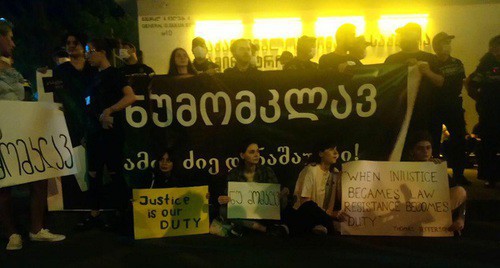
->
[318,52,362,70]
[385,51,442,111]
[119,63,154,77]
[193,59,219,73]
[53,61,97,145]
[283,58,318,70]
[435,56,466,100]
[88,67,129,127]
[224,66,260,74]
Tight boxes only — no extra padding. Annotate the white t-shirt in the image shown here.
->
[293,165,340,210]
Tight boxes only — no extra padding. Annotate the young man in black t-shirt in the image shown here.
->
[319,23,361,73]
[284,35,318,71]
[385,23,444,159]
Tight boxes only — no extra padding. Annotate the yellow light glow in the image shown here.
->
[315,16,366,37]
[378,14,429,36]
[195,20,244,42]
[253,18,303,39]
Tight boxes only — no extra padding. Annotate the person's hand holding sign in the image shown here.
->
[218,195,231,205]
[327,209,350,222]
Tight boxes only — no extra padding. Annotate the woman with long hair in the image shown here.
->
[167,47,197,77]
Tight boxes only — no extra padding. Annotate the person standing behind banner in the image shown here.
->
[0,18,65,251]
[406,131,466,234]
[350,36,371,63]
[465,35,500,188]
[224,39,259,74]
[385,23,444,156]
[77,38,137,230]
[217,140,289,237]
[283,35,318,70]
[54,32,97,148]
[167,47,197,77]
[118,41,154,77]
[319,23,361,73]
[191,37,219,74]
[289,142,349,235]
[278,51,294,68]
[431,32,470,186]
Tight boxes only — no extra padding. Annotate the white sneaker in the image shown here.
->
[312,225,328,235]
[29,229,66,242]
[6,233,22,250]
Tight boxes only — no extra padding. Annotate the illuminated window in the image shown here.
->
[194,20,244,42]
[378,14,429,36]
[315,16,366,37]
[253,18,302,39]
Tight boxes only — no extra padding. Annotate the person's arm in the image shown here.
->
[299,168,314,204]
[100,85,137,125]
[419,62,444,87]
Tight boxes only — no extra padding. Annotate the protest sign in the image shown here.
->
[0,101,77,188]
[133,186,209,239]
[228,182,281,220]
[341,161,453,237]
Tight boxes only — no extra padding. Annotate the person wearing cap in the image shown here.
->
[283,35,318,70]
[385,23,444,158]
[319,23,361,73]
[119,41,154,76]
[191,37,219,74]
[465,35,500,188]
[430,32,470,185]
[351,36,371,63]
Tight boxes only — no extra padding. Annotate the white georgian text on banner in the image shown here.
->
[341,161,453,237]
[0,101,77,188]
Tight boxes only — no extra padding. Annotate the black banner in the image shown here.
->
[123,64,409,191]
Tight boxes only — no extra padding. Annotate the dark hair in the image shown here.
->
[52,48,69,58]
[489,35,500,48]
[0,18,13,36]
[297,35,316,55]
[192,37,207,49]
[153,149,175,176]
[236,139,260,168]
[90,38,119,61]
[230,39,250,55]
[63,32,87,48]
[167,47,197,76]
[407,131,433,150]
[306,141,340,171]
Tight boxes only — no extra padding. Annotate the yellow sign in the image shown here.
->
[133,186,210,240]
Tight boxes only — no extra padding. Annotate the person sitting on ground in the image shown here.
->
[290,142,349,235]
[407,131,467,234]
[217,139,289,237]
[150,149,181,189]
[167,47,197,77]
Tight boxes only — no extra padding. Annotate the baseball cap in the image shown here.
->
[432,32,455,48]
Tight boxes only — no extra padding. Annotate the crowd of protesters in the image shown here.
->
[0,16,498,250]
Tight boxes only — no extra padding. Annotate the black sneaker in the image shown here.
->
[230,223,244,237]
[266,224,289,237]
[454,175,472,186]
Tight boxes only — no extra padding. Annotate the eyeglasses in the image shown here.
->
[85,45,96,55]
